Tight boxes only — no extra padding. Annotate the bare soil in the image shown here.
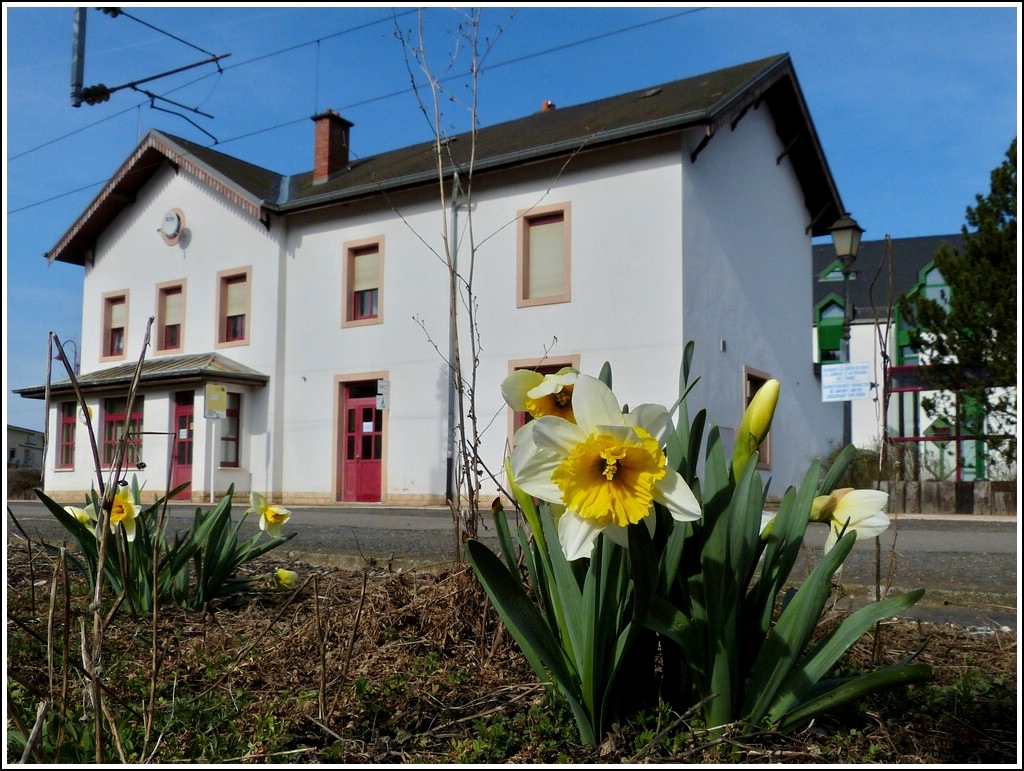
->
[5,541,1019,764]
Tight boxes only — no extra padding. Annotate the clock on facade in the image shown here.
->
[159,208,185,245]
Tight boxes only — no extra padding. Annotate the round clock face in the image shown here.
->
[162,210,181,237]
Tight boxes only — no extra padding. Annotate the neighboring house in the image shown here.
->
[7,425,46,469]
[811,232,1009,481]
[17,53,849,506]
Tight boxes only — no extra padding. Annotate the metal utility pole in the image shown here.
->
[71,7,87,107]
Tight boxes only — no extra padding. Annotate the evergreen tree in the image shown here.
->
[898,138,1017,471]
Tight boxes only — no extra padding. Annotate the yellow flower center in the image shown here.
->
[551,429,666,528]
[525,386,575,422]
[109,493,135,526]
[600,445,626,480]
[264,507,289,525]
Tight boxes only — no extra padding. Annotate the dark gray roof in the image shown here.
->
[15,352,268,400]
[48,53,843,265]
[812,233,964,320]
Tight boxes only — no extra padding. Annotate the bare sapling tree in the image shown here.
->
[391,8,508,558]
[390,10,595,560]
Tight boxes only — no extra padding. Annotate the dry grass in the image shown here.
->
[5,540,1019,764]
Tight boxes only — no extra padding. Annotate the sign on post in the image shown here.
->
[821,362,872,402]
[204,383,228,503]
[204,383,228,419]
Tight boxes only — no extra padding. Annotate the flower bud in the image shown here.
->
[732,379,780,474]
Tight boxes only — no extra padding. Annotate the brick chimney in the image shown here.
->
[312,109,353,184]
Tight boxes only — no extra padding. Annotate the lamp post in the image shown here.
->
[53,339,80,375]
[828,213,864,448]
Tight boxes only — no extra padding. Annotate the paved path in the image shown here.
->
[6,500,1018,630]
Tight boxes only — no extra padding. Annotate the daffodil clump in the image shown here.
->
[468,344,929,747]
[40,479,297,612]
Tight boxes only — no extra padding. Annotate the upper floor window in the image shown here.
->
[815,296,845,364]
[217,269,250,346]
[818,260,856,283]
[58,402,76,469]
[517,203,571,307]
[156,282,185,353]
[920,265,949,309]
[102,291,128,360]
[742,368,772,470]
[894,262,948,365]
[343,239,383,326]
[102,396,144,468]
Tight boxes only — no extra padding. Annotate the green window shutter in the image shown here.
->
[818,320,843,351]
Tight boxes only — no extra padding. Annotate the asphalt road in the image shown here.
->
[6,499,1018,630]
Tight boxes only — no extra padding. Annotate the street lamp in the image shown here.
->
[828,212,864,447]
[53,339,80,375]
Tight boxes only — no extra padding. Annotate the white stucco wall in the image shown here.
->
[277,142,688,503]
[680,106,842,493]
[46,165,285,500]
[847,319,891,452]
[42,106,845,505]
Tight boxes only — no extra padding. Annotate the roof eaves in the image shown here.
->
[14,354,269,400]
[148,131,270,223]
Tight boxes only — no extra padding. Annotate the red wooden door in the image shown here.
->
[171,392,193,499]
[340,385,382,502]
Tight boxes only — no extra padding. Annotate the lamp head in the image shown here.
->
[828,213,864,267]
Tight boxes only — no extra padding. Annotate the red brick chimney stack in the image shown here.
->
[312,109,353,184]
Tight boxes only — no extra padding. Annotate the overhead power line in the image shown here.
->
[8,7,704,215]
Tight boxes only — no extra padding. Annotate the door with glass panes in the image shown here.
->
[171,392,193,499]
[338,382,382,502]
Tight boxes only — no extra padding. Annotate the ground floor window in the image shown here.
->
[102,396,144,467]
[58,402,76,469]
[220,393,241,467]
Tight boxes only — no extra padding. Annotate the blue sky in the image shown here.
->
[3,3,1020,432]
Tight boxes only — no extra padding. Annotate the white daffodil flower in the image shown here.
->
[501,366,579,423]
[64,504,97,530]
[814,487,891,554]
[247,492,291,538]
[510,374,701,560]
[109,487,139,542]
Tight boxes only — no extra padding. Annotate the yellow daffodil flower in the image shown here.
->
[510,374,701,560]
[812,487,891,554]
[501,366,579,423]
[273,568,299,590]
[733,379,780,474]
[248,492,291,538]
[109,487,138,542]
